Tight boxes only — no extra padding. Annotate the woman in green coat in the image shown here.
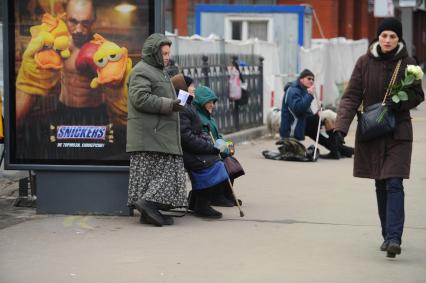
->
[127,33,187,227]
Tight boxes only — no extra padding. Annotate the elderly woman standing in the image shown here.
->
[127,33,187,227]
[335,18,424,258]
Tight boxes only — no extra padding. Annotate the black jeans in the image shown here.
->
[375,178,405,244]
[305,114,332,149]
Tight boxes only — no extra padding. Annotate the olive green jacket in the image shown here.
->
[126,33,182,155]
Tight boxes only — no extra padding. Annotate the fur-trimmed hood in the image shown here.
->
[368,40,408,61]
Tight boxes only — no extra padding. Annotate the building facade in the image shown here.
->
[166,0,426,64]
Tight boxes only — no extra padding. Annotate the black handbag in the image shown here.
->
[357,60,401,142]
[357,103,395,142]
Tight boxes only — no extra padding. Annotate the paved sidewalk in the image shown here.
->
[0,164,34,229]
[0,125,267,230]
[1,102,426,282]
[1,79,425,282]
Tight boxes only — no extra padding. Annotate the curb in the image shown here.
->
[223,125,268,144]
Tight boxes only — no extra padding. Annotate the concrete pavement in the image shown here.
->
[0,165,34,229]
[1,102,426,282]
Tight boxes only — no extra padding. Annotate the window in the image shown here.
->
[248,21,268,41]
[225,16,273,42]
[231,21,243,40]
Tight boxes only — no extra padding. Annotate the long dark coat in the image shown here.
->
[179,103,220,171]
[335,41,424,179]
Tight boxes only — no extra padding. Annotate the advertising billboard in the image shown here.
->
[4,0,155,168]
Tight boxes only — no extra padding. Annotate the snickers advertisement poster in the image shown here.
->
[7,0,153,167]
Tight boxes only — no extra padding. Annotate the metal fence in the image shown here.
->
[171,54,264,134]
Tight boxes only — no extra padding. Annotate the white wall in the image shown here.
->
[299,38,369,107]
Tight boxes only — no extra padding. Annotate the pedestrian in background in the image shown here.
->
[335,18,424,258]
[279,69,352,159]
[126,33,187,227]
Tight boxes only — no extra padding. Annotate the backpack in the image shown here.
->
[262,138,319,162]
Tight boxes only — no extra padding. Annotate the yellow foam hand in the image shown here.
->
[16,13,71,96]
[89,34,130,89]
[104,57,132,127]
[16,26,60,96]
[55,36,71,59]
[30,13,71,69]
[86,34,132,126]
[42,13,71,60]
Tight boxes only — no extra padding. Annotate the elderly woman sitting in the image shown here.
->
[171,74,230,218]
[193,86,243,207]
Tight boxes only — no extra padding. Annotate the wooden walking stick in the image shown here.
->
[209,132,244,217]
[227,179,244,217]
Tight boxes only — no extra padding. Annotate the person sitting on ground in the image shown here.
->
[192,86,242,207]
[279,69,354,159]
[171,74,229,218]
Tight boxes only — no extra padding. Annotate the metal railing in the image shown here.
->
[171,54,264,134]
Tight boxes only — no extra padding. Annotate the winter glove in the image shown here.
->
[214,138,227,153]
[172,99,185,112]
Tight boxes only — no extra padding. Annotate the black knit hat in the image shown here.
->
[376,17,402,40]
[183,75,193,87]
[299,69,314,79]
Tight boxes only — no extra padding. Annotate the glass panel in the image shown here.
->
[11,0,153,166]
[231,21,242,40]
[248,21,268,41]
[165,0,173,33]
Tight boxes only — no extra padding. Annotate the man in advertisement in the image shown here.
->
[15,0,131,162]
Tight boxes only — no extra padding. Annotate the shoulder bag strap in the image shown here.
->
[381,59,402,104]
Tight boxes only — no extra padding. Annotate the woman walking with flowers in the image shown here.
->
[334,18,424,258]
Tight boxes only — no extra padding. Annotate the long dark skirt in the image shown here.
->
[128,152,188,208]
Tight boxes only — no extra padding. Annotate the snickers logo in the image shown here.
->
[56,125,107,140]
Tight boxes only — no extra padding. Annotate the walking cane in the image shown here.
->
[209,132,244,217]
[313,91,322,160]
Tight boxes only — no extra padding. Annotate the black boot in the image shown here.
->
[386,241,401,258]
[188,190,195,211]
[320,150,341,159]
[210,183,234,207]
[193,188,222,219]
[380,240,389,251]
[140,213,174,225]
[134,199,165,227]
[320,131,341,159]
[339,144,354,158]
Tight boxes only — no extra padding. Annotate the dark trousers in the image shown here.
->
[375,178,405,244]
[305,115,329,148]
